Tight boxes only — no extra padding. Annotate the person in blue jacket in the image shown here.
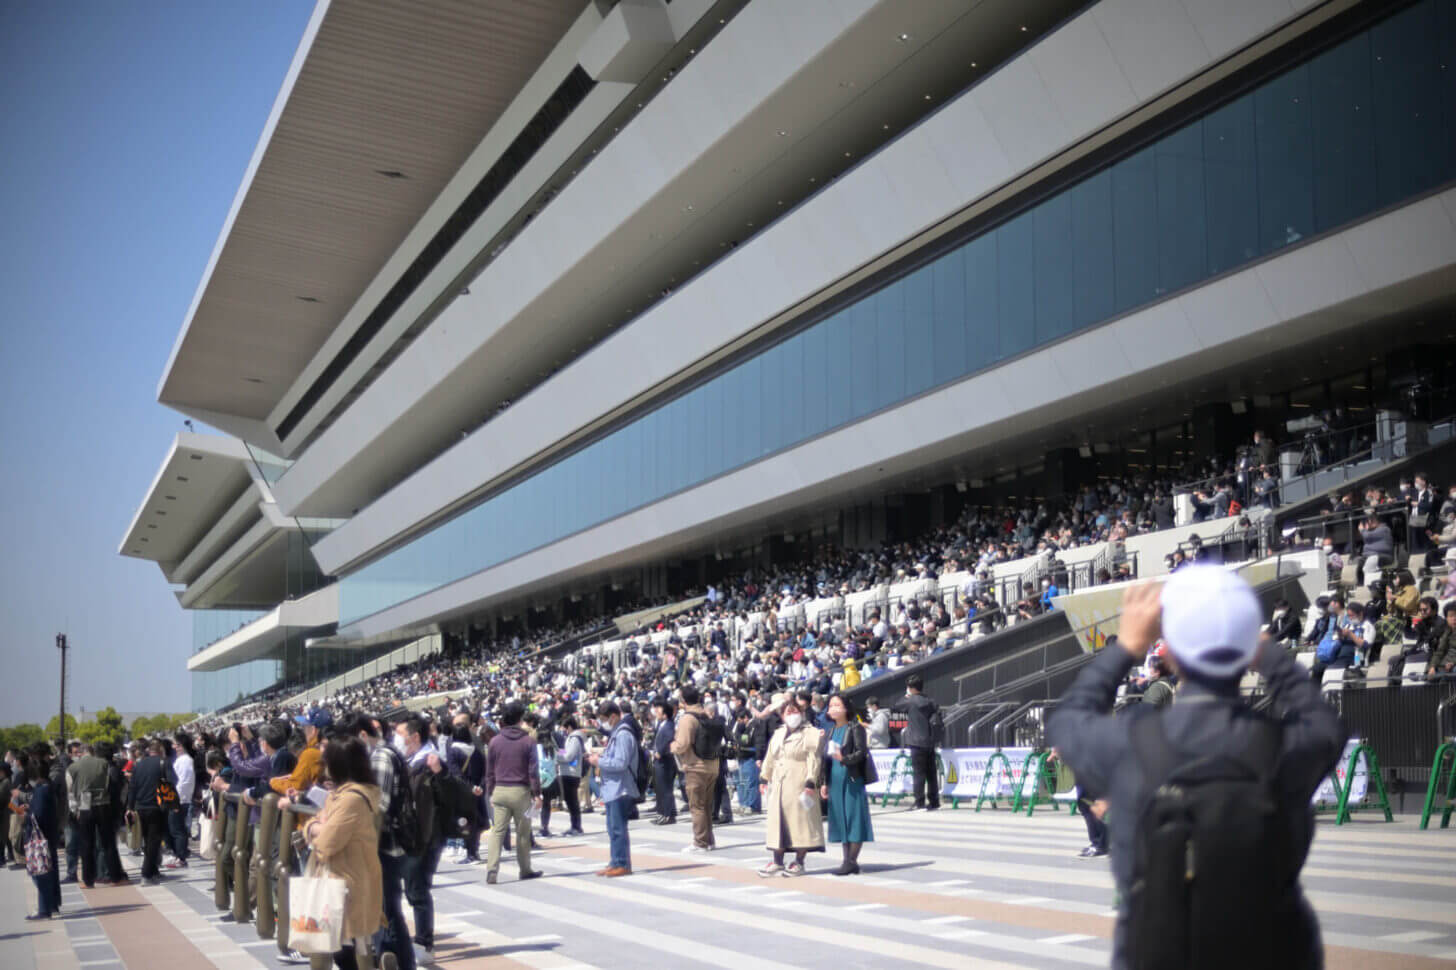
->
[588,701,639,877]
[25,756,62,919]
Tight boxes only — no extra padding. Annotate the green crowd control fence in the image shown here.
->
[1315,742,1392,825]
[1420,741,1456,830]
[876,752,947,807]
[1012,750,1062,816]
[974,751,1015,812]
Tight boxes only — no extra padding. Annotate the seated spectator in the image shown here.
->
[1388,596,1441,681]
[1266,599,1301,645]
[1426,603,1456,678]
[1358,513,1395,584]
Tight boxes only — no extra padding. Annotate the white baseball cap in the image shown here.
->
[1158,565,1262,681]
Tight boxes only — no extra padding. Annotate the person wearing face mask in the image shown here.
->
[670,685,721,853]
[757,697,825,877]
[702,691,733,826]
[1266,599,1301,646]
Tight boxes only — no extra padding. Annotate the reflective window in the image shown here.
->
[340,1,1456,625]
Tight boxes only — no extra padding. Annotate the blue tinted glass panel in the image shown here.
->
[848,301,876,419]
[1202,96,1260,275]
[801,320,828,436]
[996,213,1035,358]
[760,341,785,456]
[874,286,905,410]
[901,265,935,396]
[1155,122,1207,295]
[962,233,998,370]
[780,331,806,447]
[1069,170,1115,328]
[1309,33,1377,233]
[1255,66,1314,254]
[1032,193,1074,344]
[930,251,966,385]
[1112,146,1159,310]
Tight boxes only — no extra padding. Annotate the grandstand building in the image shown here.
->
[123,0,1456,712]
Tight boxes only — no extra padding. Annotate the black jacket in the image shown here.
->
[1049,642,1342,970]
[731,717,766,761]
[820,722,872,784]
[891,692,940,749]
[1269,610,1302,643]
[126,755,176,812]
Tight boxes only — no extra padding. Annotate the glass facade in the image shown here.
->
[190,609,274,713]
[340,0,1456,626]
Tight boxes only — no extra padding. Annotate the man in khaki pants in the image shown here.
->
[484,701,544,886]
[671,685,721,853]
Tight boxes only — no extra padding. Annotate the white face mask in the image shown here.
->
[392,734,408,755]
[783,713,803,731]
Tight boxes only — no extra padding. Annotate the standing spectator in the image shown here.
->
[588,701,638,877]
[445,724,484,863]
[272,710,329,800]
[757,696,824,877]
[71,743,119,888]
[553,715,586,836]
[24,757,62,919]
[0,763,13,868]
[484,702,543,886]
[1048,569,1342,970]
[535,727,561,839]
[125,739,175,885]
[891,674,942,811]
[302,738,382,970]
[348,715,415,970]
[820,693,873,876]
[166,733,197,870]
[1411,473,1437,554]
[670,685,720,853]
[864,697,891,749]
[730,707,764,815]
[649,698,677,830]
[394,716,445,966]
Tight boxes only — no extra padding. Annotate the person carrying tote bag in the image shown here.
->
[298,739,384,969]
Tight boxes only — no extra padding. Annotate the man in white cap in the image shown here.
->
[1049,566,1343,970]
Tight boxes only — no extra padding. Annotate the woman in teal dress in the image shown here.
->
[820,692,873,876]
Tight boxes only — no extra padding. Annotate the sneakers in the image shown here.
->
[164,859,187,869]
[651,816,676,826]
[278,950,311,964]
[564,828,585,837]
[378,953,400,970]
[757,862,783,878]
[783,862,806,877]
[414,943,435,966]
[1077,845,1108,858]
[681,845,712,854]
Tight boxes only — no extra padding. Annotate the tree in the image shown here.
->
[76,707,127,748]
[44,714,78,740]
[0,723,46,753]
[129,714,193,738]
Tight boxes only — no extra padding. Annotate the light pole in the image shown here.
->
[56,633,68,749]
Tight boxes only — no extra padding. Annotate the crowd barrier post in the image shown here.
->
[1331,742,1393,825]
[974,751,1013,812]
[1419,742,1456,830]
[232,800,255,923]
[214,793,240,911]
[253,794,280,940]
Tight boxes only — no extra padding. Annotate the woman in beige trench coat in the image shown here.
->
[757,696,825,877]
[303,738,383,969]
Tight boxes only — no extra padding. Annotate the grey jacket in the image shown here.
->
[1048,641,1343,970]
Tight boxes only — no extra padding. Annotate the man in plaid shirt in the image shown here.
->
[348,714,415,970]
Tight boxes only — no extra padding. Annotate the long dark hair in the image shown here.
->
[826,692,859,724]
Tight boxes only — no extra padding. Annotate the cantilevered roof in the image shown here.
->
[188,584,339,671]
[119,433,259,572]
[157,0,589,445]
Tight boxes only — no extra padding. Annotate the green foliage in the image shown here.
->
[44,714,78,739]
[0,723,46,753]
[75,707,127,747]
[128,714,194,738]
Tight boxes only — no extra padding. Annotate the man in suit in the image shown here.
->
[1411,473,1437,554]
[650,699,677,825]
[891,675,941,811]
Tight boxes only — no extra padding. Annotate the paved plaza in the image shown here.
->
[2,804,1452,969]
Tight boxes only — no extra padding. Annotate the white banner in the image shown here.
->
[1312,739,1366,807]
[866,747,1043,801]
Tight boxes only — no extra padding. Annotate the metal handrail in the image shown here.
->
[993,700,1042,748]
[963,702,1017,747]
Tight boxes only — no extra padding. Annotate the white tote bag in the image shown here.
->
[198,815,216,861]
[288,862,348,955]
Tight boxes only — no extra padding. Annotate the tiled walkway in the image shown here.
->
[2,805,1453,969]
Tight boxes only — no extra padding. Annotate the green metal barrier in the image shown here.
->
[1014,751,1061,816]
[253,794,280,940]
[1315,742,1393,825]
[214,793,239,911]
[878,752,913,806]
[974,751,1014,812]
[1420,742,1456,830]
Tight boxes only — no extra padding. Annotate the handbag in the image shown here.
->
[288,860,349,954]
[198,815,216,861]
[25,817,51,876]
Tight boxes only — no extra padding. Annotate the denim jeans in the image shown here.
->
[605,797,631,870]
[402,838,443,948]
[167,805,190,862]
[373,851,415,970]
[736,759,761,812]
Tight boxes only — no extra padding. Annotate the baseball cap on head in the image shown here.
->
[1158,565,1261,682]
[295,709,334,729]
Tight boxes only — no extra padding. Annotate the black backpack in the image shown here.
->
[689,713,724,760]
[1127,710,1290,970]
[382,745,420,856]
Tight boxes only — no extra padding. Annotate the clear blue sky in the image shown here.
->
[0,1,314,725]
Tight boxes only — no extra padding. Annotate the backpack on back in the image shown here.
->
[382,745,420,856]
[1126,710,1289,970]
[689,713,724,760]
